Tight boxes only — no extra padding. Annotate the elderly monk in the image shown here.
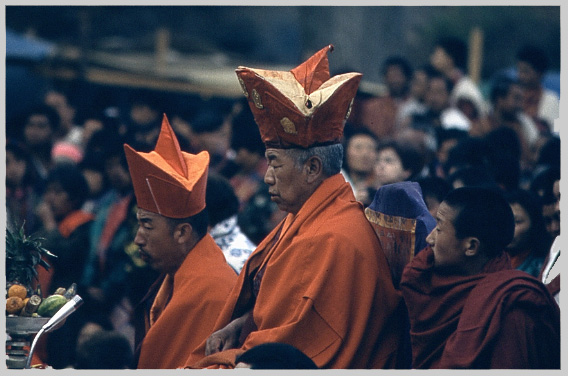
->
[400,187,560,369]
[125,115,237,369]
[184,45,407,369]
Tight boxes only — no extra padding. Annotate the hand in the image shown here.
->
[205,310,251,355]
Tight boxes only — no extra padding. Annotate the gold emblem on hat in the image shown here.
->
[252,89,264,109]
[238,77,249,98]
[280,117,297,134]
[345,98,354,120]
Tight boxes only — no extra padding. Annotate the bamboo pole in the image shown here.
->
[468,27,484,84]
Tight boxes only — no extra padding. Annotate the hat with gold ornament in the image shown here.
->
[124,114,209,218]
[236,44,362,149]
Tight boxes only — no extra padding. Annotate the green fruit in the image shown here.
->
[37,294,68,317]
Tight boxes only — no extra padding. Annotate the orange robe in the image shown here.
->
[136,234,237,369]
[186,174,407,369]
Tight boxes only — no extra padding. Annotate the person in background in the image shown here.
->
[6,139,43,235]
[374,139,424,189]
[18,104,60,185]
[34,163,95,369]
[504,189,551,278]
[516,44,559,134]
[342,127,379,206]
[74,328,134,369]
[126,114,237,369]
[186,45,407,369]
[206,172,256,274]
[227,100,267,210]
[416,175,452,219]
[400,186,560,369]
[472,74,540,173]
[429,36,488,123]
[349,55,414,139]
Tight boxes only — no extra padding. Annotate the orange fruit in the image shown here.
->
[6,296,25,314]
[8,284,28,300]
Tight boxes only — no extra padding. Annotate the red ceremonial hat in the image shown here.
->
[124,114,209,218]
[235,44,362,149]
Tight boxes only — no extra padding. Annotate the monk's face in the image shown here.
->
[264,148,312,215]
[427,202,469,274]
[134,208,186,275]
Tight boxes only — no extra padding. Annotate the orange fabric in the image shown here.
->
[124,114,209,218]
[236,45,362,148]
[136,234,237,369]
[185,174,406,369]
[57,210,94,239]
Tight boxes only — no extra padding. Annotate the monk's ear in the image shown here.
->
[463,237,480,257]
[304,155,323,183]
[175,222,193,244]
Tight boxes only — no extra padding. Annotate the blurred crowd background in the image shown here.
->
[4,4,562,369]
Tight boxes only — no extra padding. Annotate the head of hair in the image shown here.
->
[166,208,209,241]
[436,36,468,71]
[537,135,560,169]
[516,44,549,74]
[443,186,515,257]
[231,107,265,156]
[378,139,425,180]
[443,136,489,177]
[447,166,499,190]
[382,55,413,80]
[45,163,90,210]
[285,143,343,177]
[490,74,520,104]
[191,108,226,134]
[235,342,318,369]
[504,189,552,258]
[530,165,560,205]
[74,330,134,369]
[416,175,452,203]
[25,104,61,130]
[6,139,38,187]
[205,172,239,227]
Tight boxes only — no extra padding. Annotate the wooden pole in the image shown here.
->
[468,27,483,85]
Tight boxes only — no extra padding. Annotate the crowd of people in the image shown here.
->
[5,36,560,369]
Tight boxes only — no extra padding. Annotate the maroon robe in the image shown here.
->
[400,246,560,369]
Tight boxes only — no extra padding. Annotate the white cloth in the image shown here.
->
[541,236,560,305]
[210,215,255,274]
[539,89,560,134]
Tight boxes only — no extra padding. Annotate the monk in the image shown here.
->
[400,186,560,369]
[185,45,407,369]
[125,115,237,368]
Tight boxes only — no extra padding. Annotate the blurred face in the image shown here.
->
[105,156,132,192]
[44,182,75,221]
[24,114,53,147]
[507,203,532,254]
[498,83,524,119]
[385,65,408,98]
[346,134,378,175]
[426,202,469,275]
[426,77,450,113]
[134,209,185,274]
[6,150,27,188]
[410,70,429,102]
[543,203,560,239]
[430,46,453,73]
[264,148,311,215]
[375,147,410,186]
[517,61,541,89]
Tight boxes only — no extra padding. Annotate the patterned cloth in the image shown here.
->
[210,215,256,274]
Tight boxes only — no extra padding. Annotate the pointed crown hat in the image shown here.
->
[124,114,209,218]
[235,44,362,149]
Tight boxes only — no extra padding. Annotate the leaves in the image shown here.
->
[6,223,57,290]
